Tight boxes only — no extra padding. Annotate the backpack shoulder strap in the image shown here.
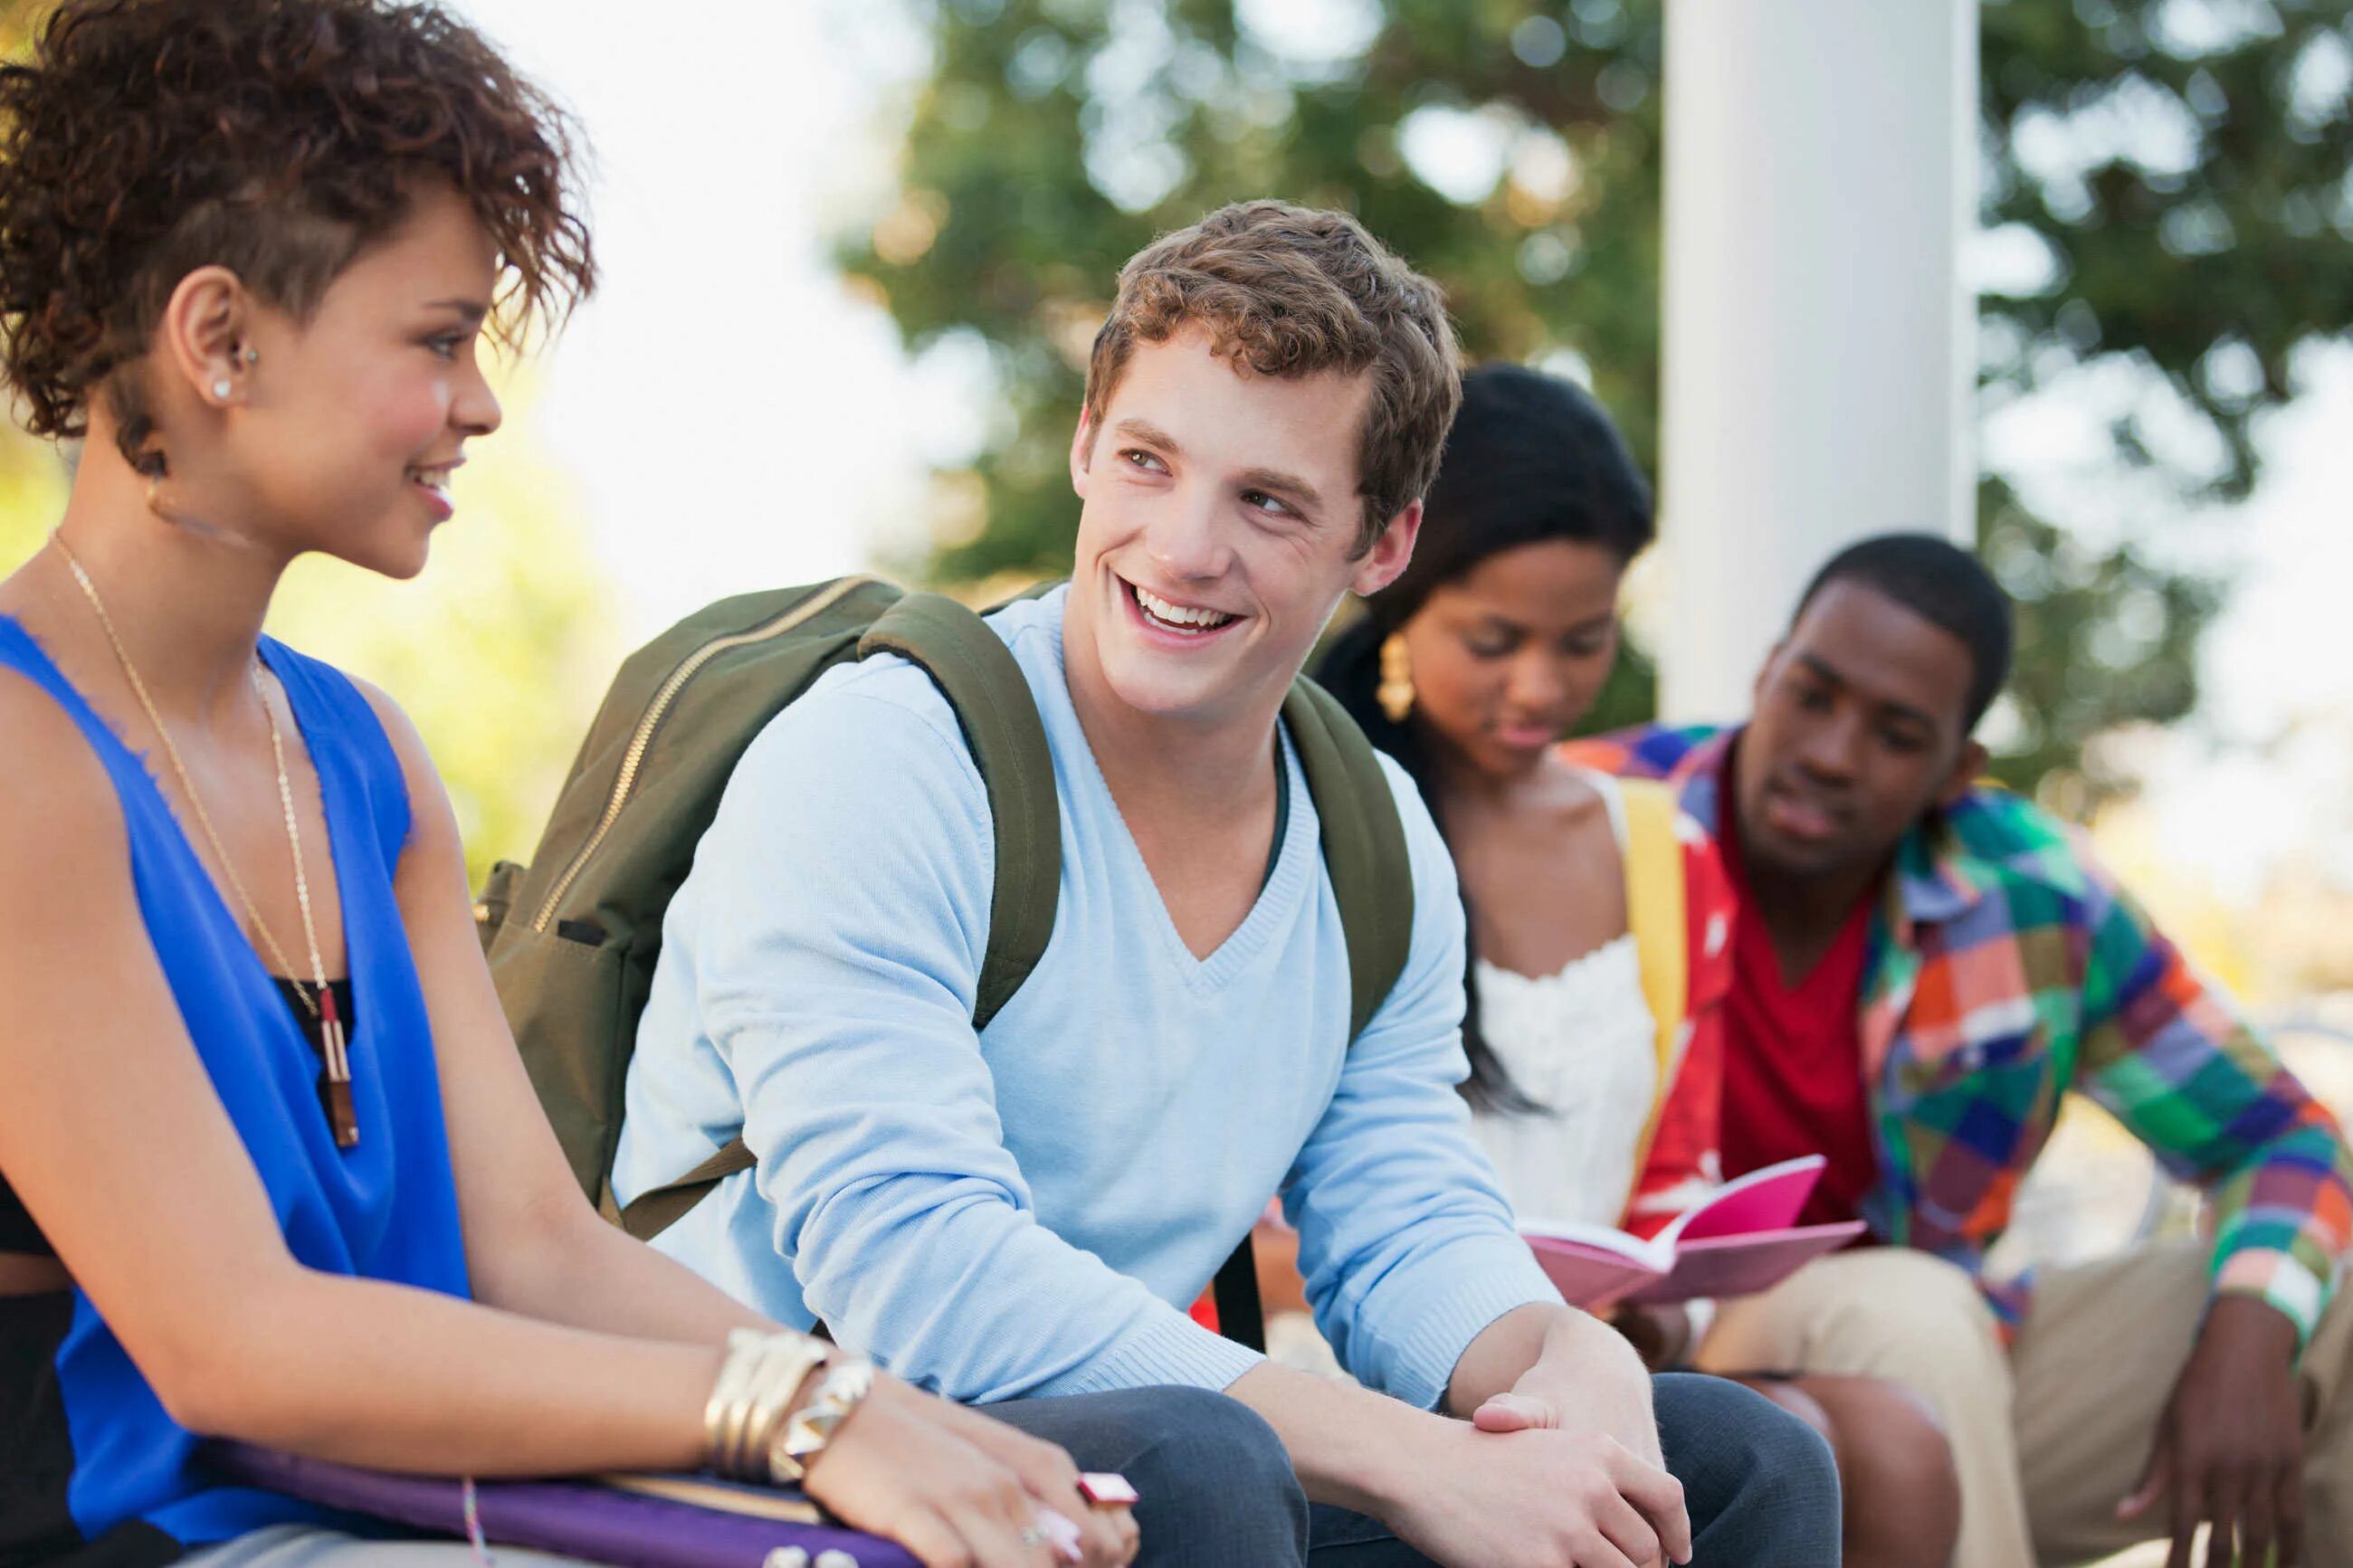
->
[616,592,1061,1243]
[615,1141,754,1240]
[1282,674,1414,1041]
[1617,775,1691,1164]
[858,592,1062,1030]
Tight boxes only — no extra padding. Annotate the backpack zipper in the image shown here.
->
[529,576,882,934]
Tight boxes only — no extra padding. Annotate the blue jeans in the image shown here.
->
[994,1372,1839,1566]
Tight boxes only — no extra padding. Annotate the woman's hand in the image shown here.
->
[925,1395,1142,1568]
[804,1373,1138,1568]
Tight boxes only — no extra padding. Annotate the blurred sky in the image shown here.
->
[448,0,947,625]
[449,0,2353,905]
[2133,345,2353,898]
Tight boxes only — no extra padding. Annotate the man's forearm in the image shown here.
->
[1443,1301,1564,1415]
[1224,1359,1439,1515]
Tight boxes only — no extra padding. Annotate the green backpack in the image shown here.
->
[477,576,1414,1345]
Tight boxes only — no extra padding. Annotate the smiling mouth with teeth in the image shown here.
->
[1129,578,1239,635]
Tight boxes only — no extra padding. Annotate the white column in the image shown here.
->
[1655,0,1977,721]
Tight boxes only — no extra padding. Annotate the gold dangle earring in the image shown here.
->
[1377,632,1415,724]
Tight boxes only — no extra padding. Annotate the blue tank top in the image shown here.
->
[0,619,472,1563]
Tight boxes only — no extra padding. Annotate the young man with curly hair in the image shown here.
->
[621,201,1843,1567]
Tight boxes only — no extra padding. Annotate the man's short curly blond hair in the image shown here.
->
[1084,201,1462,555]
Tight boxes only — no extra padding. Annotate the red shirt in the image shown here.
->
[1719,805,1881,1231]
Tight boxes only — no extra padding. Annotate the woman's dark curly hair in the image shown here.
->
[0,0,596,473]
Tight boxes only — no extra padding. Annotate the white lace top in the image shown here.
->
[1466,771,1661,1227]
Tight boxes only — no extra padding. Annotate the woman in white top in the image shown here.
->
[1316,364,1962,1568]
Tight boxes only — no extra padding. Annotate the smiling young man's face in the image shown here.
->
[1063,324,1418,734]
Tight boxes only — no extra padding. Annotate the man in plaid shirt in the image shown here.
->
[1566,534,2353,1568]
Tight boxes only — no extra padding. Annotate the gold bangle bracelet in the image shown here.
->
[701,1329,766,1476]
[719,1334,787,1479]
[704,1329,830,1480]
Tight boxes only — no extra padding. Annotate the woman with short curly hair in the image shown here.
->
[0,5,1289,1566]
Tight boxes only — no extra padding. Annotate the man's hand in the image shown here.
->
[1233,1318,1689,1567]
[1438,1312,1691,1564]
[1387,1416,1691,1568]
[1474,1307,1668,1468]
[2118,1295,2306,1568]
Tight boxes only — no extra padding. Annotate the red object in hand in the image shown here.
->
[1078,1473,1140,1507]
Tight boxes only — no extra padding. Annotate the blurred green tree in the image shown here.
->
[844,0,2353,793]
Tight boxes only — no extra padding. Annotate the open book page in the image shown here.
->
[1519,1231,1668,1307]
[1518,1219,1674,1306]
[1520,1153,1864,1307]
[1668,1154,1832,1242]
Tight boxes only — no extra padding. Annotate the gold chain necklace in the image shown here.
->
[52,535,358,1148]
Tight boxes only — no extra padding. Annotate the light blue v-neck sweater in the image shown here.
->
[615,587,1558,1407]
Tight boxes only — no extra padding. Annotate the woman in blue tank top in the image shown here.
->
[0,6,1265,1568]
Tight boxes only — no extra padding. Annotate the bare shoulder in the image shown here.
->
[1543,757,1621,843]
[341,671,436,787]
[0,669,143,973]
[0,665,129,860]
[341,673,460,814]
[338,674,468,883]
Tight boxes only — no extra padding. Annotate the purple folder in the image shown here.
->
[205,1441,919,1568]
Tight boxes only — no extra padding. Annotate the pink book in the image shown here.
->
[1519,1155,1866,1308]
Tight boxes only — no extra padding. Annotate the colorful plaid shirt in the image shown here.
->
[1562,723,2353,1346]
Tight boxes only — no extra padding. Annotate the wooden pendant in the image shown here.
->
[319,985,359,1149]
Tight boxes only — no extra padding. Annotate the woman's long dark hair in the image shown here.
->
[1317,363,1656,1113]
